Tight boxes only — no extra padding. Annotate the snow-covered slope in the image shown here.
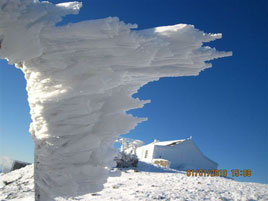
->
[1,164,267,201]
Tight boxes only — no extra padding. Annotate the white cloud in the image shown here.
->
[0,156,14,173]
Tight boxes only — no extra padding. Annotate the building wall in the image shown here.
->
[136,144,155,163]
[152,140,217,170]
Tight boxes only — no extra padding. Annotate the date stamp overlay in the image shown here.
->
[186,169,252,177]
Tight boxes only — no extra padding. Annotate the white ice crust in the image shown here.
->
[0,0,231,200]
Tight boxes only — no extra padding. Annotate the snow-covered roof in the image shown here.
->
[151,139,187,146]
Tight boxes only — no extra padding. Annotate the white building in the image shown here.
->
[136,137,217,170]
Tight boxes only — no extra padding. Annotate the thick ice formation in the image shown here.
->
[0,0,231,200]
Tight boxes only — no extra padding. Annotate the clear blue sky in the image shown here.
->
[0,0,267,184]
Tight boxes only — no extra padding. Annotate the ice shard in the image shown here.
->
[0,0,231,200]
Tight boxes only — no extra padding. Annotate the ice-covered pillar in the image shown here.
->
[0,1,231,200]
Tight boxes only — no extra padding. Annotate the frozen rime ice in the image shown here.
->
[0,0,231,200]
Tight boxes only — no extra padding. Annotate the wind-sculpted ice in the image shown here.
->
[0,0,231,200]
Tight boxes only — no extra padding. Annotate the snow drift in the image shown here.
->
[1,164,268,201]
[0,0,231,200]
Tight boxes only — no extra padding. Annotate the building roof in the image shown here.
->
[150,139,189,146]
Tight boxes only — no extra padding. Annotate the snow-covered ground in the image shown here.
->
[1,163,267,201]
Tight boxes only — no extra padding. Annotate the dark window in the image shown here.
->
[144,150,149,158]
